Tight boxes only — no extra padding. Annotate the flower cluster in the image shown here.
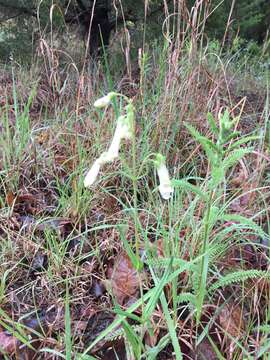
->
[84,95,134,188]
[84,93,174,200]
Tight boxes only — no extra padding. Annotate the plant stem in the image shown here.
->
[196,189,214,325]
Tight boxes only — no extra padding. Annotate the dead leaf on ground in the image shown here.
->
[0,327,18,354]
[84,311,116,352]
[36,129,51,145]
[190,338,218,360]
[218,302,245,339]
[144,321,160,348]
[230,167,258,214]
[231,168,248,187]
[6,191,16,207]
[107,252,141,305]
[6,191,46,215]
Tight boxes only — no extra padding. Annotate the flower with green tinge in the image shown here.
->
[154,154,174,200]
[93,92,117,108]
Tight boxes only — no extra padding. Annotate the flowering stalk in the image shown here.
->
[154,153,174,200]
[84,93,134,188]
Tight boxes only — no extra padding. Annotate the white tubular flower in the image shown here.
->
[84,96,135,188]
[117,115,133,140]
[103,115,133,162]
[94,92,117,108]
[84,158,102,188]
[154,154,174,200]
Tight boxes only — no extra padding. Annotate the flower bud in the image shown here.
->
[93,92,117,108]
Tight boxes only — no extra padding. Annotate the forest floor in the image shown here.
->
[0,40,269,360]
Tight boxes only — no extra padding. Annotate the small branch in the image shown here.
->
[0,12,24,22]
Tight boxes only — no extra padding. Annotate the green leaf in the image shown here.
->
[0,309,34,351]
[143,258,173,320]
[122,320,143,358]
[207,112,219,136]
[40,349,66,358]
[210,166,225,187]
[209,270,270,293]
[76,354,96,360]
[222,213,265,237]
[222,147,253,171]
[221,131,241,144]
[81,290,154,355]
[65,284,72,360]
[172,179,207,200]
[228,135,259,150]
[219,109,230,129]
[177,292,196,306]
[149,264,183,360]
[118,225,144,271]
[185,123,220,166]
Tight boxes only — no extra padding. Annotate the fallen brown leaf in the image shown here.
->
[191,338,218,360]
[231,168,247,187]
[108,253,141,305]
[218,302,245,339]
[0,327,17,354]
[6,191,16,207]
[144,323,160,348]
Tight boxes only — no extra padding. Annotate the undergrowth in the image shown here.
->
[0,1,270,359]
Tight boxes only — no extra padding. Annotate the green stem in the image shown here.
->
[131,113,140,263]
[196,189,214,325]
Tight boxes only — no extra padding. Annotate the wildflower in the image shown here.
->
[84,158,102,187]
[104,114,133,159]
[84,108,134,188]
[93,92,117,108]
[154,154,174,200]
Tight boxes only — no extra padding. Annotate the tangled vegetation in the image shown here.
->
[0,1,269,359]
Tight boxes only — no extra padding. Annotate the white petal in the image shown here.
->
[84,159,102,187]
[117,115,133,140]
[98,149,118,163]
[157,163,171,184]
[106,123,122,159]
[93,92,117,108]
[156,163,174,200]
[158,183,174,200]
[94,95,111,108]
[101,117,132,163]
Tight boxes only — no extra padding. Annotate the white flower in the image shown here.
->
[155,154,174,200]
[84,158,102,187]
[103,115,133,162]
[158,181,174,200]
[84,98,135,188]
[117,115,133,140]
[93,92,117,108]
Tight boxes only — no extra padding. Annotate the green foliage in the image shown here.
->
[184,110,255,323]
[0,0,64,62]
[205,0,270,43]
[0,0,269,63]
[209,269,270,293]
